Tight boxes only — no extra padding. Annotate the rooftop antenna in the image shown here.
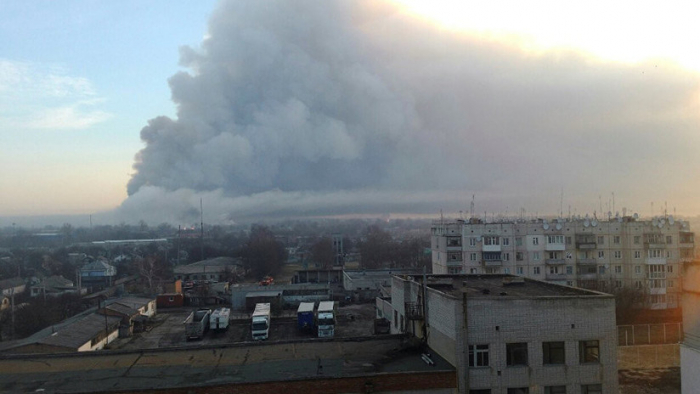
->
[470,194,475,217]
[560,187,564,218]
[440,209,443,224]
[459,210,463,220]
[665,201,668,218]
[200,198,204,261]
[651,202,654,217]
[612,192,615,215]
[599,195,602,215]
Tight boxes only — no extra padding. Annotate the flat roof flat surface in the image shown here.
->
[413,274,608,298]
[0,337,452,393]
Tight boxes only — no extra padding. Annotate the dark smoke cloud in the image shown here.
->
[119,0,700,223]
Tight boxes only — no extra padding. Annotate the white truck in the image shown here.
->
[316,301,337,338]
[210,307,230,331]
[251,303,271,340]
[184,308,211,340]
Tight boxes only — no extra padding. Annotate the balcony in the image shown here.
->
[545,243,566,251]
[545,272,570,281]
[482,244,501,252]
[649,287,667,295]
[446,259,463,267]
[545,258,567,265]
[645,258,667,265]
[644,242,666,249]
[578,273,598,280]
[405,302,424,320]
[577,258,597,265]
[576,242,597,250]
[483,260,503,267]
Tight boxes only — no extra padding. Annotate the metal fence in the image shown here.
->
[618,323,682,346]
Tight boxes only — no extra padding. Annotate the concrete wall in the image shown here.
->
[465,296,618,393]
[618,344,680,369]
[681,344,700,394]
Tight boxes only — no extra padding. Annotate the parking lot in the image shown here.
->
[112,303,378,351]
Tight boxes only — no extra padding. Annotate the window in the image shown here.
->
[566,281,574,286]
[533,252,540,261]
[566,266,573,275]
[545,387,567,394]
[668,265,674,273]
[448,267,463,274]
[668,280,674,288]
[503,253,510,261]
[468,344,489,367]
[547,235,564,244]
[598,251,605,259]
[634,236,641,244]
[470,268,478,274]
[648,249,662,258]
[394,311,398,328]
[507,389,529,394]
[506,342,528,366]
[543,341,565,364]
[614,265,622,274]
[502,237,510,246]
[516,252,524,261]
[515,237,523,246]
[613,235,621,244]
[579,340,599,363]
[470,253,478,261]
[614,251,622,259]
[470,237,477,246]
[565,236,572,245]
[549,266,560,274]
[650,294,667,304]
[666,235,673,244]
[634,250,641,259]
[615,280,622,288]
[484,236,500,245]
[533,267,541,275]
[533,237,539,245]
[635,280,643,289]
[635,265,641,274]
[598,266,605,274]
[597,236,604,244]
[516,266,524,275]
[504,268,510,274]
[581,384,602,394]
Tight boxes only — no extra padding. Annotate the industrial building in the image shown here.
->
[431,216,694,309]
[390,274,618,393]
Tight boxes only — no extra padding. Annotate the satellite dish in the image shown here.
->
[617,217,623,223]
[591,219,598,227]
[633,213,639,219]
[659,218,666,226]
[652,218,658,226]
[543,223,550,230]
[607,211,612,218]
[669,216,675,225]
[556,223,563,230]
[584,219,590,227]
[658,221,664,229]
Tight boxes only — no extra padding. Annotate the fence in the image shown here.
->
[618,323,682,346]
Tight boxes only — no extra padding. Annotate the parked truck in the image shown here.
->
[210,307,230,331]
[297,302,315,332]
[251,303,271,340]
[184,308,211,340]
[316,301,337,338]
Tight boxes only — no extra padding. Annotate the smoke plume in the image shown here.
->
[118,0,700,223]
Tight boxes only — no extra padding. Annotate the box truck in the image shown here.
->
[297,302,315,332]
[184,308,211,340]
[210,307,230,331]
[251,303,271,340]
[316,301,337,338]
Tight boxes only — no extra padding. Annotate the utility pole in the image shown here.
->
[200,198,204,261]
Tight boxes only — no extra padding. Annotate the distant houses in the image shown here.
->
[0,277,25,311]
[30,275,83,298]
[80,260,117,291]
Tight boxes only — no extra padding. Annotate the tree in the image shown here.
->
[132,254,171,294]
[613,286,649,323]
[241,225,287,279]
[310,237,335,269]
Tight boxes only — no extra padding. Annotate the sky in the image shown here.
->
[2,0,700,226]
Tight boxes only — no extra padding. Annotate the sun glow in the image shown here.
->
[393,0,700,72]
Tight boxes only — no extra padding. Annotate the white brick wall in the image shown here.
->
[391,275,618,394]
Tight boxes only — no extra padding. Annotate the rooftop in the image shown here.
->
[344,268,423,279]
[401,274,610,299]
[0,337,453,393]
[36,314,121,350]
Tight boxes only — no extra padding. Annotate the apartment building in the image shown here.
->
[681,263,700,393]
[391,274,618,394]
[431,216,695,309]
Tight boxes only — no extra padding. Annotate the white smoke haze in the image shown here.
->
[118,0,700,224]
